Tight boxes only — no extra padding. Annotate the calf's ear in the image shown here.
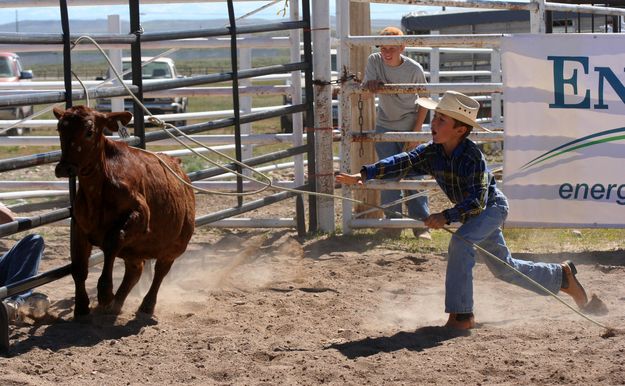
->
[100,111,133,132]
[53,106,65,119]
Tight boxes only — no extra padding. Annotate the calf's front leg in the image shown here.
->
[71,228,93,318]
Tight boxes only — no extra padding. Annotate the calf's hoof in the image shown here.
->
[103,302,123,315]
[73,304,90,318]
[97,292,114,308]
[138,302,155,316]
[73,311,92,324]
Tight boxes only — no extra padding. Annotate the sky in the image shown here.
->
[0,2,441,24]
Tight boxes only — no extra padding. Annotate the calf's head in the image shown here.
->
[54,105,132,178]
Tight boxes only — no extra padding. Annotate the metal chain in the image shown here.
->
[357,94,364,157]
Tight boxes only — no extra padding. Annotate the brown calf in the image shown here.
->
[53,105,195,317]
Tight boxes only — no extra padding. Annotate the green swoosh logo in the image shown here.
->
[520,126,625,170]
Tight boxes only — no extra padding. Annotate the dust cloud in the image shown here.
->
[127,233,306,314]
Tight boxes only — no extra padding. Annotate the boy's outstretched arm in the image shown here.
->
[335,172,363,186]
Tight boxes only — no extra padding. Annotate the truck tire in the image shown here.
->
[6,109,28,136]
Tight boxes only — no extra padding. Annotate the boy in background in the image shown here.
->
[362,26,431,240]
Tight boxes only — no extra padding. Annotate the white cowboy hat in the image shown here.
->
[416,91,483,130]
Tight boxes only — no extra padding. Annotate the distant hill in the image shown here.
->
[0,17,404,67]
[1,18,250,34]
[0,17,402,34]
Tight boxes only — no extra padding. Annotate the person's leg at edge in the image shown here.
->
[0,234,45,302]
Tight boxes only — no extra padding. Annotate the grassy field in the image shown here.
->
[350,227,625,256]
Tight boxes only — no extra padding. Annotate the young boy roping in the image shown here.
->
[336,90,590,329]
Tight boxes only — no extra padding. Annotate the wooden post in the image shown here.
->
[349,2,380,218]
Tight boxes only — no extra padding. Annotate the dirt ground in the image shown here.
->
[1,182,625,385]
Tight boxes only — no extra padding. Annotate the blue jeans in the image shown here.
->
[374,126,429,221]
[445,200,563,313]
[0,234,44,302]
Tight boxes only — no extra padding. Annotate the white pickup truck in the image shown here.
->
[96,57,188,126]
[0,52,34,135]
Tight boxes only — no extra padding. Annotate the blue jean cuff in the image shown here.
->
[445,308,473,313]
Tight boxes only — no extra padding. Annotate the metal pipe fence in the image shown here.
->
[337,0,622,235]
[0,0,316,355]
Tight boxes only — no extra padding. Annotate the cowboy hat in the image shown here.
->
[416,91,483,130]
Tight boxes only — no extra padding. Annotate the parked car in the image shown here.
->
[0,52,34,135]
[96,57,188,127]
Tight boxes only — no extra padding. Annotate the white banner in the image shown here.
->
[502,34,625,227]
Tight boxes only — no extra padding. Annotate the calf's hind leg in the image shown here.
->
[138,257,175,315]
[98,211,146,308]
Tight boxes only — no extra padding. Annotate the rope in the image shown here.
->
[230,0,282,23]
[65,35,614,335]
[339,190,613,333]
[71,70,89,107]
[439,226,610,331]
[71,36,274,197]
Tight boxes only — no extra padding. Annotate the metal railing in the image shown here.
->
[337,0,623,234]
[0,0,316,355]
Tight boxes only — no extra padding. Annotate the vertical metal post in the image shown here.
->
[227,0,244,207]
[0,300,8,355]
[577,13,581,33]
[591,3,595,32]
[59,2,79,340]
[311,0,335,233]
[296,194,306,237]
[290,2,304,187]
[490,48,502,127]
[545,11,553,33]
[108,14,124,113]
[530,0,546,34]
[60,0,72,109]
[302,0,317,231]
[337,0,353,234]
[239,47,253,172]
[129,0,145,148]
[430,30,441,105]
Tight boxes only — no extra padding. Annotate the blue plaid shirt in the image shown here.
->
[361,139,507,223]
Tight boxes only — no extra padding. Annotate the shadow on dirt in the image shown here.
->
[327,326,469,359]
[509,249,625,267]
[303,234,391,260]
[6,312,157,357]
